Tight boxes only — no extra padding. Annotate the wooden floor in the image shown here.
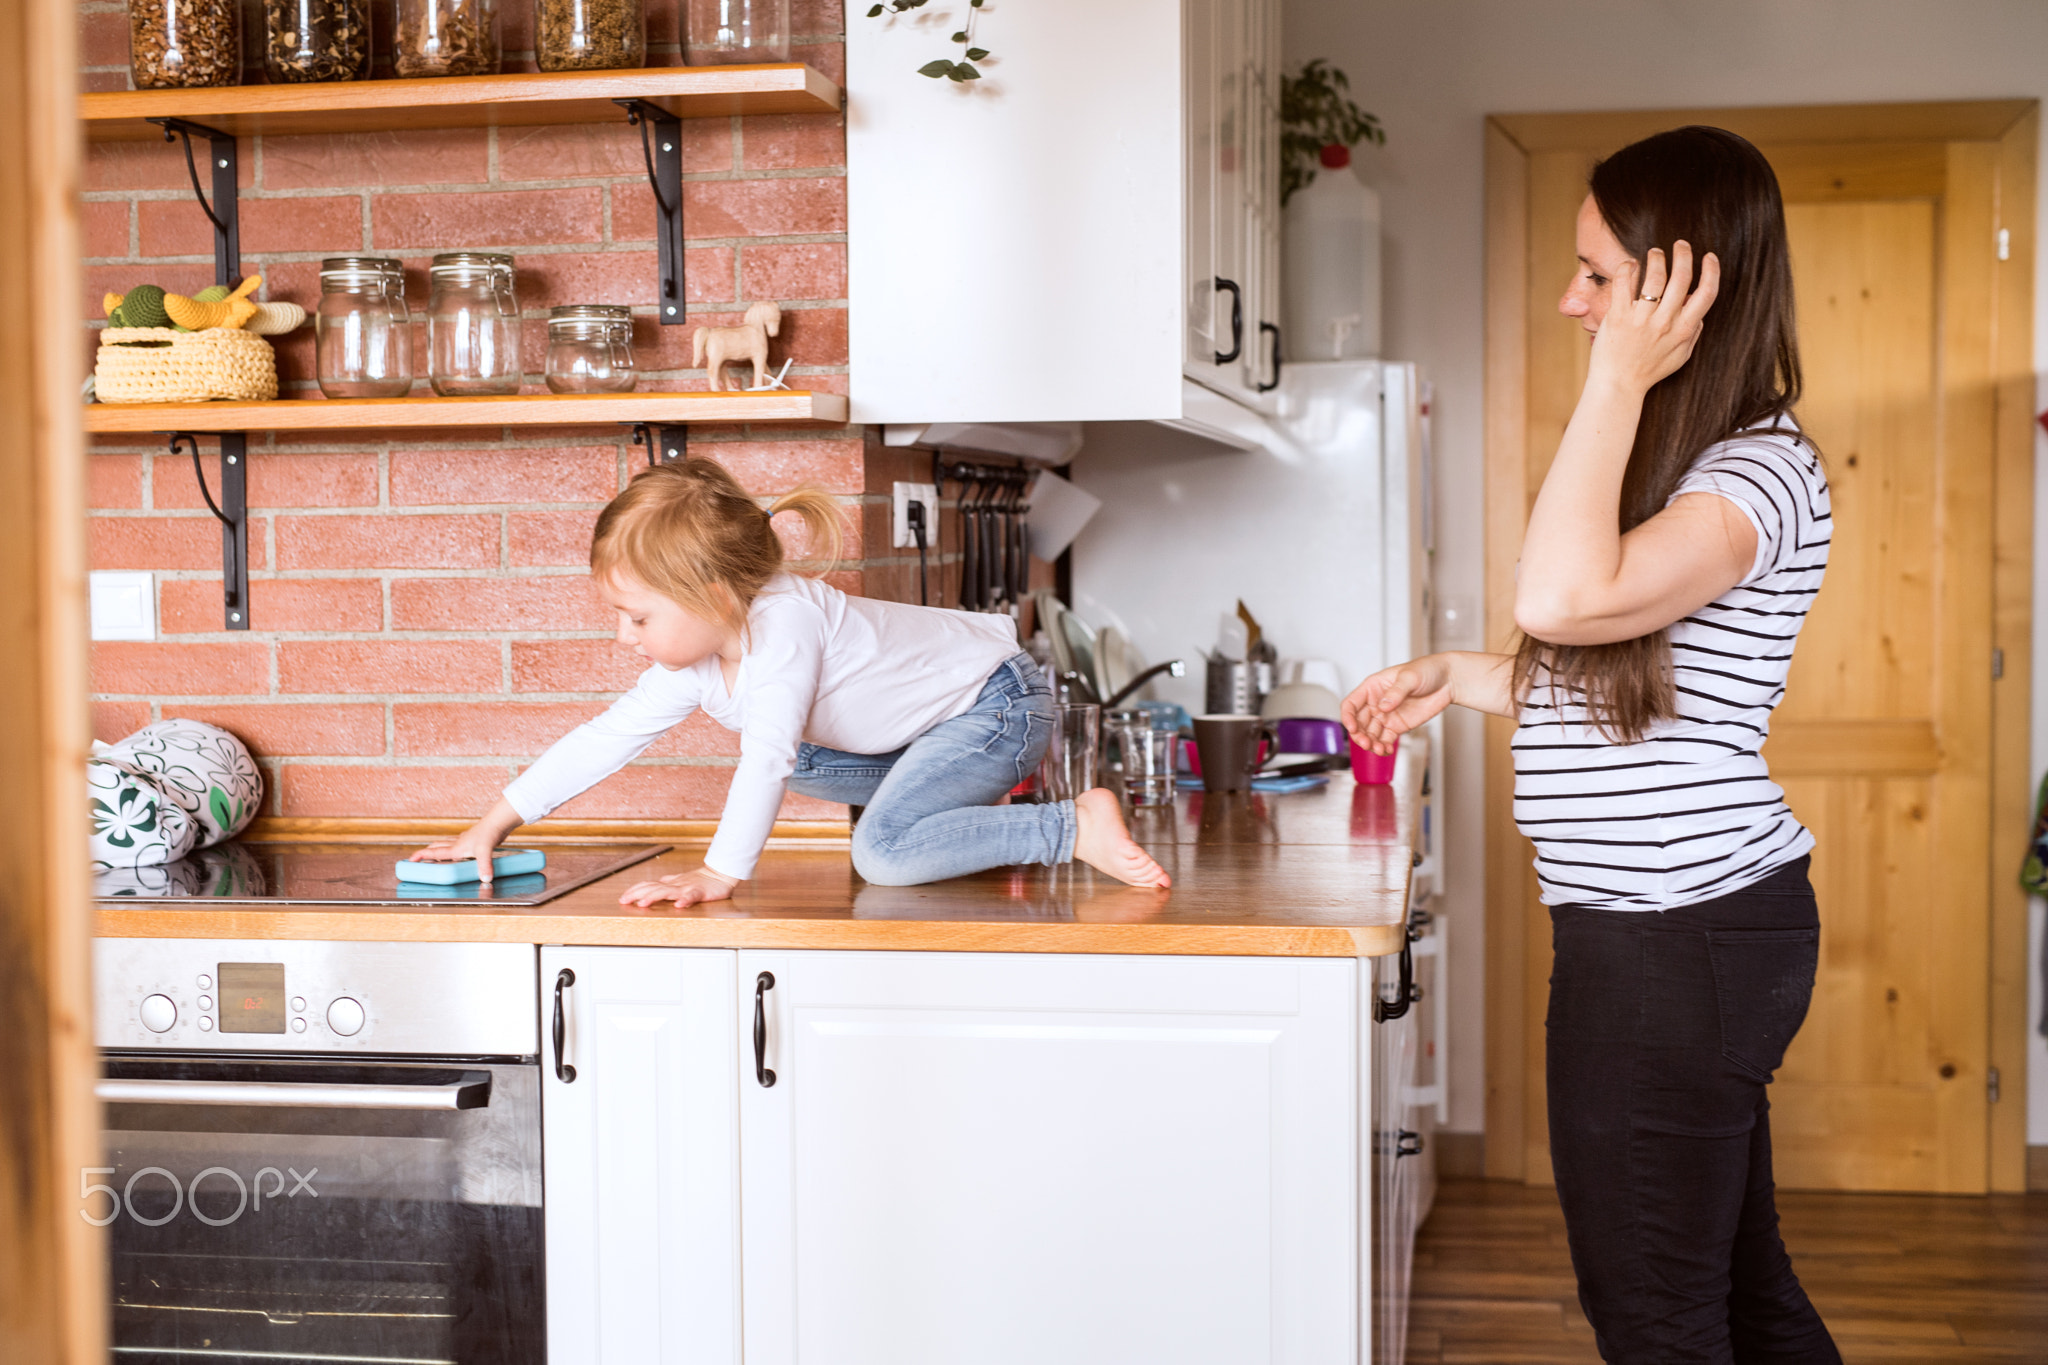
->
[1407,1178,2048,1363]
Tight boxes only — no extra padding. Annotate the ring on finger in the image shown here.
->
[1640,293,1660,302]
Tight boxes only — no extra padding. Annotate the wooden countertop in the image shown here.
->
[94,741,1424,958]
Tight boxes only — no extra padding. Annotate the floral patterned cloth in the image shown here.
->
[89,719,263,871]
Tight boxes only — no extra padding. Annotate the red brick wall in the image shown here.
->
[80,0,888,824]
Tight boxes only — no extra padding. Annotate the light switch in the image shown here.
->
[90,571,156,641]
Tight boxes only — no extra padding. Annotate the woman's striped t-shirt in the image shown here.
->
[1512,425,1830,911]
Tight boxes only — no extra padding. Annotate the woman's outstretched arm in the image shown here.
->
[1341,651,1517,755]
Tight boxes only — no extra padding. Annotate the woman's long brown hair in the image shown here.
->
[1513,125,1804,743]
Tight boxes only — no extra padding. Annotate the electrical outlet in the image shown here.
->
[90,571,156,641]
[892,481,938,549]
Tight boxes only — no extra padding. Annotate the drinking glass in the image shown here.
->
[1120,726,1179,808]
[1038,703,1100,803]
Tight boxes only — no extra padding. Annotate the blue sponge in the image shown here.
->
[396,849,547,885]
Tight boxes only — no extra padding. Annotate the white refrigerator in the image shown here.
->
[1069,359,1444,1365]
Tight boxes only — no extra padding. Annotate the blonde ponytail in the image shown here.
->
[590,457,849,636]
[766,486,845,569]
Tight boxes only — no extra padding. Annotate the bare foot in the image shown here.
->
[1072,788,1171,889]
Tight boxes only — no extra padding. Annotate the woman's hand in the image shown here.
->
[411,798,523,882]
[618,865,740,909]
[1343,656,1457,756]
[1342,653,1519,754]
[1588,243,1721,396]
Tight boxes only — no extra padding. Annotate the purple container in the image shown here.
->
[1276,717,1347,756]
[1349,737,1398,786]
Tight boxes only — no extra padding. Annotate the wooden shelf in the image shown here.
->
[82,64,840,142]
[83,390,848,433]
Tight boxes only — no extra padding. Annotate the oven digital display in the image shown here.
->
[216,963,287,1034]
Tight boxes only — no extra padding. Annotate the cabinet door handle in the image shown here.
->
[753,971,778,1088]
[1212,277,1243,364]
[1255,320,1281,392]
[1373,942,1415,1023]
[552,968,577,1084]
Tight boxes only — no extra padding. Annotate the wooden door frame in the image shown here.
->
[0,0,101,1356]
[1482,100,2039,1192]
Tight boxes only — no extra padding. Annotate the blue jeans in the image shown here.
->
[787,652,1071,886]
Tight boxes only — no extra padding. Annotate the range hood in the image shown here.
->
[882,381,1275,464]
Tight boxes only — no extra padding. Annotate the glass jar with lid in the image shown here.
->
[394,0,500,76]
[264,0,371,82]
[682,0,789,64]
[129,0,242,88]
[538,0,646,70]
[545,306,638,393]
[427,253,521,396]
[316,258,413,399]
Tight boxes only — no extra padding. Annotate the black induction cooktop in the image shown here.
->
[92,842,670,906]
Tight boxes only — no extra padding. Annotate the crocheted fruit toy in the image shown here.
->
[246,301,308,335]
[193,284,232,303]
[112,284,173,330]
[164,274,262,331]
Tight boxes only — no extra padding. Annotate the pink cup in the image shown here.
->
[1348,737,1397,785]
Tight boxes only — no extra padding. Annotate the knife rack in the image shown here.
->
[930,457,1033,613]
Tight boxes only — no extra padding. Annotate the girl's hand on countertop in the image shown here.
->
[1342,656,1456,756]
[1588,243,1720,396]
[619,865,740,909]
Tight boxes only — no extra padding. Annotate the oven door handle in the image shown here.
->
[96,1073,492,1111]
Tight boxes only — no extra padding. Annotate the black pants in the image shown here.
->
[1546,856,1841,1364]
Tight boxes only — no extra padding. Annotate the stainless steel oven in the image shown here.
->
[93,939,543,1365]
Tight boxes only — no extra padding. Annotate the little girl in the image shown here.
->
[414,458,1169,903]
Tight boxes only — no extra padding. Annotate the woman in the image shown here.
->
[1344,126,1838,1364]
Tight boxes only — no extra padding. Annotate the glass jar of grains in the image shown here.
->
[316,258,413,399]
[264,0,371,82]
[129,0,241,88]
[538,0,646,70]
[545,306,638,393]
[394,0,500,76]
[427,253,522,396]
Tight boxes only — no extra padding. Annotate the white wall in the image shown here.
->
[1282,0,2048,1144]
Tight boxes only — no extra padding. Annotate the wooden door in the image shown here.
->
[541,947,740,1365]
[1482,104,2037,1194]
[737,950,1359,1364]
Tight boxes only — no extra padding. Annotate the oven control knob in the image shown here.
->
[139,994,177,1033]
[327,997,366,1036]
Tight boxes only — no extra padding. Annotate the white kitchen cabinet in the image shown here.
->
[1369,885,1441,1365]
[541,947,741,1365]
[846,0,1281,426]
[736,950,1361,1364]
[1183,0,1284,410]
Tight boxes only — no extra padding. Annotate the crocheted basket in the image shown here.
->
[94,326,278,402]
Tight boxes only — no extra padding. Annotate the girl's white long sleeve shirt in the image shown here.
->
[502,574,1020,880]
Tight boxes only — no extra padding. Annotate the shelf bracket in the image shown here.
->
[631,423,690,467]
[171,432,249,630]
[147,118,239,287]
[615,99,686,326]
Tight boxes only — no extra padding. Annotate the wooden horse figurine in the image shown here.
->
[692,301,782,391]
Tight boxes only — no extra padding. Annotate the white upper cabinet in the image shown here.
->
[1182,0,1283,409]
[542,947,741,1365]
[736,949,1360,1364]
[846,0,1280,426]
